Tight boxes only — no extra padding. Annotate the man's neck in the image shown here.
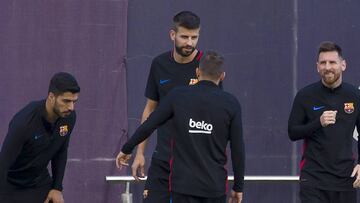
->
[173,49,198,64]
[45,99,58,123]
[198,77,220,85]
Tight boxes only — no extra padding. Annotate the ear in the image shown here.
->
[170,29,176,41]
[220,72,226,81]
[48,92,55,102]
[48,92,54,99]
[316,62,320,73]
[341,59,346,71]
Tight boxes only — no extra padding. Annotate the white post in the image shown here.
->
[121,181,133,203]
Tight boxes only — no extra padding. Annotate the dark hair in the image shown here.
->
[317,41,343,60]
[48,72,80,95]
[199,50,224,80]
[173,11,200,31]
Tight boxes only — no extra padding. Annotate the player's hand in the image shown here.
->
[131,153,146,181]
[351,164,360,188]
[228,190,243,203]
[116,151,132,170]
[320,110,337,127]
[44,189,64,203]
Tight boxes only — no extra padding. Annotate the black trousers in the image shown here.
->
[172,192,226,203]
[0,184,51,203]
[143,158,170,203]
[300,184,357,203]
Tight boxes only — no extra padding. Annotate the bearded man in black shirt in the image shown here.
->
[288,41,360,203]
[130,10,203,203]
[0,72,80,203]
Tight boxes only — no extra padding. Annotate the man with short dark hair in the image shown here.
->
[130,11,203,202]
[288,41,360,202]
[0,72,80,203]
[117,51,244,203]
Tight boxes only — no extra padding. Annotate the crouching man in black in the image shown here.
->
[0,72,80,203]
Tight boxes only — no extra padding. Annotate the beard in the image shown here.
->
[53,101,71,118]
[322,71,341,86]
[175,44,195,57]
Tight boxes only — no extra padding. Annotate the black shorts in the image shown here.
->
[143,158,170,203]
[172,192,226,203]
[300,183,357,203]
[0,184,51,203]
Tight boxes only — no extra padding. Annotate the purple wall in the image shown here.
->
[126,0,360,202]
[0,1,128,202]
[297,1,360,87]
[1,0,360,203]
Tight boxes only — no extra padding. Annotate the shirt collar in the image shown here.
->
[320,80,343,93]
[197,80,220,88]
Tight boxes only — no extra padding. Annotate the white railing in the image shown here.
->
[106,175,299,183]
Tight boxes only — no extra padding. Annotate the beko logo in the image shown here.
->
[188,118,213,134]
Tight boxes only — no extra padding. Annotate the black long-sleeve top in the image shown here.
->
[288,81,360,191]
[0,100,76,193]
[122,80,245,197]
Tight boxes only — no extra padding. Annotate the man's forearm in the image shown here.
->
[288,118,322,141]
[135,140,147,155]
[134,98,158,155]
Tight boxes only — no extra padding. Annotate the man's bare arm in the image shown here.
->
[131,99,158,180]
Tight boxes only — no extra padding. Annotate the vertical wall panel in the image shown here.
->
[126,1,295,202]
[0,1,128,202]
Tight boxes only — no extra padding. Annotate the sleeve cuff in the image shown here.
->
[232,182,244,192]
[121,143,133,155]
[52,184,63,191]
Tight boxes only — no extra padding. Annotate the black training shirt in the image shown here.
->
[288,81,360,191]
[145,50,202,161]
[123,80,245,197]
[0,100,76,192]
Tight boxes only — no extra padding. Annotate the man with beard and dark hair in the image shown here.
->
[129,11,202,202]
[288,41,360,203]
[0,72,80,203]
